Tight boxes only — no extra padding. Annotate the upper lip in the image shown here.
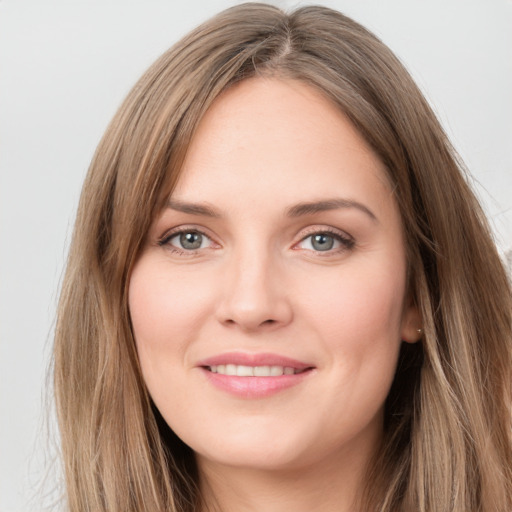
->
[196,352,314,370]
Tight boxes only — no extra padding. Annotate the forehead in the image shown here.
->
[172,78,394,214]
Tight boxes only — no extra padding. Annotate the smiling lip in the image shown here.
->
[196,352,315,398]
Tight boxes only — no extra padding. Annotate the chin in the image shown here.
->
[197,443,312,472]
[174,420,314,471]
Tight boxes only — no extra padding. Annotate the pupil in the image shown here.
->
[180,232,202,249]
[312,234,334,251]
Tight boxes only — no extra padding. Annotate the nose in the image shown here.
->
[215,248,293,332]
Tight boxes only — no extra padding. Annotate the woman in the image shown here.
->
[53,3,512,511]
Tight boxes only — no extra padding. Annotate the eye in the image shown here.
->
[296,230,354,253]
[175,231,206,250]
[158,229,213,252]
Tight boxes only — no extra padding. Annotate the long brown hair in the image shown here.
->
[54,3,512,511]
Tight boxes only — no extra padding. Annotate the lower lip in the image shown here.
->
[200,367,313,398]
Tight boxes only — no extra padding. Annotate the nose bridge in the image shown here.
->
[217,236,292,330]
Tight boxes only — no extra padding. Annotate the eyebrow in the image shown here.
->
[166,197,377,222]
[167,199,221,218]
[286,198,377,222]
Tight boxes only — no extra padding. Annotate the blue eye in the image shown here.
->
[176,232,204,250]
[298,231,354,252]
[310,233,336,251]
[159,230,212,251]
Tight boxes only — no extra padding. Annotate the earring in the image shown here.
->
[417,328,423,336]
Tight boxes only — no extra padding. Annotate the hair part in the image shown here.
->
[54,3,512,511]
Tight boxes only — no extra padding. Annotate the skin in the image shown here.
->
[129,78,421,512]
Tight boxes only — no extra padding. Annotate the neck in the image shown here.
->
[197,439,377,512]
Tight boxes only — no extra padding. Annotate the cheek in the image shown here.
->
[303,265,405,426]
[303,257,406,342]
[299,256,406,393]
[129,259,212,351]
[128,258,215,427]
[128,258,209,392]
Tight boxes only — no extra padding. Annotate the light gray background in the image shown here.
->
[1,1,511,510]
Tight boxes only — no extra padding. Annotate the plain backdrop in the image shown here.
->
[1,1,511,510]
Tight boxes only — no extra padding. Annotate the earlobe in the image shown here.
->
[400,305,423,344]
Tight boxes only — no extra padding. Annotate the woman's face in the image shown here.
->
[129,78,420,473]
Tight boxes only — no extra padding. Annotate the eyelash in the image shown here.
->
[157,226,355,256]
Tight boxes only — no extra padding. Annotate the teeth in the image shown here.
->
[237,365,254,377]
[270,365,283,376]
[208,365,300,376]
[254,365,270,376]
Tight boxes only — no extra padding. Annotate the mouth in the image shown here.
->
[205,364,309,376]
[197,353,315,398]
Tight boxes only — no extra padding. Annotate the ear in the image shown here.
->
[400,301,423,344]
